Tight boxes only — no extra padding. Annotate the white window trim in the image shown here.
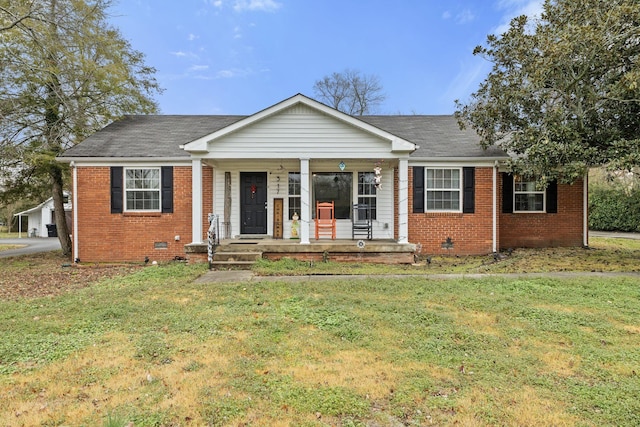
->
[356,171,377,220]
[287,171,301,220]
[425,167,463,212]
[513,176,546,213]
[124,167,161,212]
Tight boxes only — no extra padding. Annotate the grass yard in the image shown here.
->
[0,257,639,426]
[254,237,640,275]
[0,225,20,239]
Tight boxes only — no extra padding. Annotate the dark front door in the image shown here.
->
[240,172,267,235]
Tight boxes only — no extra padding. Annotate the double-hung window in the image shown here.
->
[514,175,544,212]
[426,168,461,211]
[288,172,301,219]
[125,168,161,211]
[357,172,377,219]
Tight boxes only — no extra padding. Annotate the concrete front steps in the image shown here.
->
[209,249,263,270]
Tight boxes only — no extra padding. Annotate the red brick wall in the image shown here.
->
[499,176,584,249]
[74,166,194,263]
[74,164,584,262]
[407,167,495,255]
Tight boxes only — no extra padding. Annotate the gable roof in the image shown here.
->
[183,94,416,153]
[59,94,508,161]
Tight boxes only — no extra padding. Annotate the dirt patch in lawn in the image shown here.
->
[0,251,142,300]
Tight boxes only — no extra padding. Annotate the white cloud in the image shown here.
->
[189,65,210,71]
[494,0,544,35]
[208,0,281,13]
[441,7,474,25]
[456,8,475,24]
[186,68,253,81]
[216,70,236,78]
[233,0,282,12]
[170,51,199,60]
[189,67,268,80]
[442,59,492,105]
[215,68,252,78]
[188,33,199,41]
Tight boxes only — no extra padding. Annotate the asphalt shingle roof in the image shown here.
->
[359,115,507,159]
[60,115,245,158]
[60,114,508,159]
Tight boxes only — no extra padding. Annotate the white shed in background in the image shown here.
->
[14,191,72,238]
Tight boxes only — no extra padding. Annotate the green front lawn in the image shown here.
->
[0,262,638,426]
[254,236,640,275]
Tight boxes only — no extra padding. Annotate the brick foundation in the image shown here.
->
[263,252,414,264]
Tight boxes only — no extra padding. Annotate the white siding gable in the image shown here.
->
[200,104,395,160]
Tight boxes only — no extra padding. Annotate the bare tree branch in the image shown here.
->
[313,69,386,115]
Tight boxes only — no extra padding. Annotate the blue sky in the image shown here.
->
[109,0,543,115]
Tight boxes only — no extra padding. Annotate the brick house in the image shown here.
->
[57,94,587,263]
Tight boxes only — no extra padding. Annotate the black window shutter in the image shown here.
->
[110,167,123,214]
[546,180,558,213]
[161,166,173,213]
[502,173,513,214]
[463,167,475,214]
[413,167,425,213]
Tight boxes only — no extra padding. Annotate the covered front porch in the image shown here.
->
[182,94,416,251]
[200,157,409,242]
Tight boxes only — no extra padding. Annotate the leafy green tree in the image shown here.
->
[455,0,640,186]
[0,0,161,256]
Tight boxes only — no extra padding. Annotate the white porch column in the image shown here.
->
[583,172,589,247]
[398,158,409,244]
[191,158,203,243]
[72,162,79,261]
[492,162,498,253]
[300,158,310,244]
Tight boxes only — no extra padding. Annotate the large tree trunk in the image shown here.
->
[51,166,72,258]
[45,1,71,258]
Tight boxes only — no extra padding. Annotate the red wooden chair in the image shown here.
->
[315,201,336,239]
